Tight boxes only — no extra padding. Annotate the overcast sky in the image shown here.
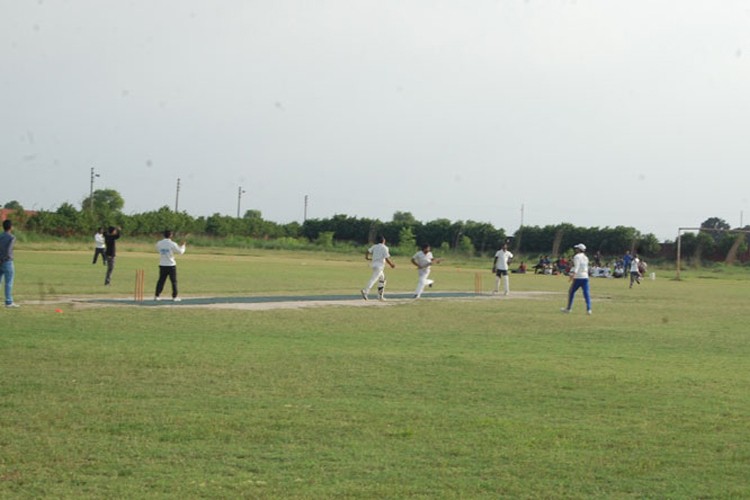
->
[2,0,749,241]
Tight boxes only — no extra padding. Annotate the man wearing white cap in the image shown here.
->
[561,243,592,315]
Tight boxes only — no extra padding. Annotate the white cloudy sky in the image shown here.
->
[2,0,749,240]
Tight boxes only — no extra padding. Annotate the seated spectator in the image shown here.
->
[512,261,527,274]
[534,255,553,274]
[593,251,602,267]
[613,264,625,278]
[591,266,611,278]
[533,255,546,274]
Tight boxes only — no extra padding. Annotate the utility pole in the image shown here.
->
[237,186,246,218]
[89,167,100,213]
[304,194,309,222]
[175,178,181,212]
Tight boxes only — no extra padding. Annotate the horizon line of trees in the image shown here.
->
[3,195,748,261]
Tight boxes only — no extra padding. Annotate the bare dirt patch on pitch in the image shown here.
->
[73,291,559,311]
[45,290,560,311]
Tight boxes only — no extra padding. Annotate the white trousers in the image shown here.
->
[495,274,510,294]
[364,265,386,292]
[414,267,433,297]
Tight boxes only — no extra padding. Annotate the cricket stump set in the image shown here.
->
[134,269,145,302]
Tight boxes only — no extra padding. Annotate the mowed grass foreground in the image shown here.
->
[2,248,750,498]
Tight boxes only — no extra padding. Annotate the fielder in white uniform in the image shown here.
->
[492,242,514,295]
[629,254,642,288]
[361,235,395,301]
[92,227,106,265]
[411,243,440,299]
[154,229,187,301]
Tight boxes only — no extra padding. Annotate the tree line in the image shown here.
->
[4,194,748,261]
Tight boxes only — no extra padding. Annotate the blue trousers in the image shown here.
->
[567,278,591,311]
[1,260,15,305]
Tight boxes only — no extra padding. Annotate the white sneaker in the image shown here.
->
[5,303,19,308]
[378,295,386,302]
[560,308,570,313]
[360,289,368,301]
[154,296,162,301]
[587,310,592,315]
[173,297,181,302]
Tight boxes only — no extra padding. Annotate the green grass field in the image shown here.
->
[2,246,750,498]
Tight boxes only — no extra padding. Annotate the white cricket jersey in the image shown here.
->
[412,250,433,268]
[494,249,513,270]
[571,253,589,279]
[630,257,640,273]
[156,238,186,266]
[368,243,390,267]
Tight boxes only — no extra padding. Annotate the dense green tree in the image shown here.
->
[300,218,326,242]
[397,226,416,252]
[392,211,417,225]
[14,196,727,264]
[3,200,24,210]
[315,231,335,248]
[719,232,748,263]
[701,217,731,244]
[41,202,83,236]
[678,232,698,260]
[636,234,661,256]
[456,235,475,255]
[418,219,452,248]
[326,214,376,244]
[128,206,202,235]
[462,221,504,255]
[694,231,717,262]
[2,200,31,225]
[81,189,125,226]
[514,226,546,254]
[205,213,239,237]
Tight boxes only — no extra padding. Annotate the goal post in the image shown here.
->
[675,227,750,280]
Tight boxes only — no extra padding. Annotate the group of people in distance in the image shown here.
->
[532,250,647,283]
[2,221,646,314]
[359,235,648,316]
[361,236,442,301]
[92,227,186,301]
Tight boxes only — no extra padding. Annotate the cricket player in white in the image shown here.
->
[361,235,395,301]
[154,229,187,302]
[629,254,642,288]
[411,243,440,299]
[492,242,513,295]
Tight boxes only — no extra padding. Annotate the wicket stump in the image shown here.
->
[474,272,482,294]
[134,269,145,302]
